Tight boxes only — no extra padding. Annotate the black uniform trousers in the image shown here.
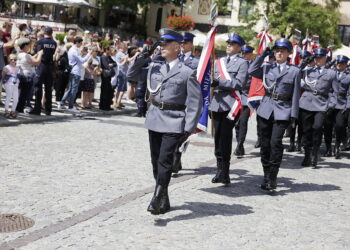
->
[258,114,289,168]
[149,130,183,187]
[289,113,303,145]
[33,64,54,113]
[235,105,250,143]
[323,109,336,146]
[300,108,325,148]
[99,77,113,110]
[135,81,147,115]
[213,111,238,163]
[334,109,349,145]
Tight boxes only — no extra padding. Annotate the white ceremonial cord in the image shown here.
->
[146,62,163,102]
[262,62,276,90]
[304,68,317,87]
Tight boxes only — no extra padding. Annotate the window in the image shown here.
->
[217,0,233,16]
[339,25,350,46]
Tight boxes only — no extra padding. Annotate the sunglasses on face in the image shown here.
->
[10,59,17,62]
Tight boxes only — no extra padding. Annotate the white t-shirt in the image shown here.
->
[3,65,20,85]
[17,52,35,77]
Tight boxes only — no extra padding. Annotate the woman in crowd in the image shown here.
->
[99,45,116,111]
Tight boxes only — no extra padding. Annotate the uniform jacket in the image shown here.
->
[300,67,338,112]
[248,55,301,121]
[335,71,350,110]
[209,54,248,112]
[241,60,252,106]
[183,53,199,70]
[128,56,203,134]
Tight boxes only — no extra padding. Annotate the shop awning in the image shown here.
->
[19,0,93,7]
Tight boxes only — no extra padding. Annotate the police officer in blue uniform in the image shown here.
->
[234,45,254,157]
[333,55,350,158]
[299,48,338,168]
[210,33,248,184]
[248,38,301,190]
[30,27,57,115]
[128,29,203,215]
[172,31,200,174]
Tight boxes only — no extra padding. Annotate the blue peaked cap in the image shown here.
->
[159,28,183,43]
[313,48,327,57]
[180,31,195,41]
[300,50,311,58]
[273,38,293,52]
[336,55,349,64]
[226,33,245,46]
[242,45,254,53]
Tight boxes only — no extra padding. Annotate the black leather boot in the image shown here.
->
[147,185,168,215]
[301,147,312,167]
[260,166,271,190]
[159,188,170,214]
[323,144,332,157]
[286,141,296,152]
[172,152,182,173]
[334,143,341,159]
[296,141,302,152]
[221,162,231,184]
[311,147,319,168]
[267,167,279,190]
[234,143,245,156]
[212,161,223,183]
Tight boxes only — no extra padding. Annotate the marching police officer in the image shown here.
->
[128,29,202,215]
[30,27,57,115]
[234,45,254,157]
[287,50,315,152]
[333,55,350,158]
[299,48,338,168]
[248,38,301,190]
[210,33,248,184]
[172,31,200,174]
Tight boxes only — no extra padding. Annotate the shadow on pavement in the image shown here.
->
[154,202,253,227]
[200,169,341,198]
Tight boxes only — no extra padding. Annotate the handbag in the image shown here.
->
[102,68,116,78]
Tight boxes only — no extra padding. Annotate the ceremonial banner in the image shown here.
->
[217,58,242,120]
[291,43,301,65]
[196,26,216,132]
[247,30,272,110]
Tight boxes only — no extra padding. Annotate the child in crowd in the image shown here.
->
[2,53,21,118]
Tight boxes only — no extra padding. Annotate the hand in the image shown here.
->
[179,132,190,144]
[139,41,160,59]
[211,79,219,87]
[290,117,297,128]
[261,47,272,58]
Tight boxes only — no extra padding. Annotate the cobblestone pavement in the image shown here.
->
[0,114,349,249]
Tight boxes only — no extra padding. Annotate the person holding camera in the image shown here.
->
[59,37,91,113]
[100,45,117,111]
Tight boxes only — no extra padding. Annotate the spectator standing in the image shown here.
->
[100,45,116,111]
[2,22,13,57]
[16,38,43,113]
[29,27,57,116]
[59,37,90,113]
[114,42,128,109]
[54,41,71,103]
[2,53,20,118]
[81,59,97,108]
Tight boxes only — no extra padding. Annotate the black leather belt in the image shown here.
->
[339,92,347,98]
[152,100,186,111]
[304,89,328,98]
[265,92,291,101]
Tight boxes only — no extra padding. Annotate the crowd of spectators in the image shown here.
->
[0,20,153,118]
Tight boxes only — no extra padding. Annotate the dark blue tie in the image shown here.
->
[166,64,170,73]
[227,57,230,64]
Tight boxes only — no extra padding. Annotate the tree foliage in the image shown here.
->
[243,0,341,47]
[101,0,185,10]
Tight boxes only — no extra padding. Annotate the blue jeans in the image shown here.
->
[61,73,81,109]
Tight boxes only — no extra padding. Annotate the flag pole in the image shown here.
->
[210,4,217,137]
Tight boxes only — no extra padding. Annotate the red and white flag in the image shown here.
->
[217,58,242,120]
[291,43,301,65]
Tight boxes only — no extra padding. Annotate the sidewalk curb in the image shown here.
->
[0,108,137,128]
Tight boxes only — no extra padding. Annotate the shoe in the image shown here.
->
[254,140,261,148]
[172,152,182,173]
[234,143,245,156]
[267,167,279,190]
[301,147,312,167]
[334,144,341,159]
[68,107,80,113]
[147,185,169,215]
[311,147,319,168]
[212,162,230,184]
[58,103,66,110]
[286,142,295,152]
[260,166,271,190]
[323,144,332,157]
[45,111,51,116]
[296,142,302,152]
[132,113,143,117]
[212,161,223,183]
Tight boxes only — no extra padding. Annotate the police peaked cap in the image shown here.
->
[336,55,349,64]
[159,28,183,43]
[226,33,245,47]
[313,48,327,57]
[273,38,293,52]
[269,52,275,58]
[242,45,254,53]
[181,31,195,42]
[300,50,311,58]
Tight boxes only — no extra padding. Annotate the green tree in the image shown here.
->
[244,0,341,47]
[101,0,185,10]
